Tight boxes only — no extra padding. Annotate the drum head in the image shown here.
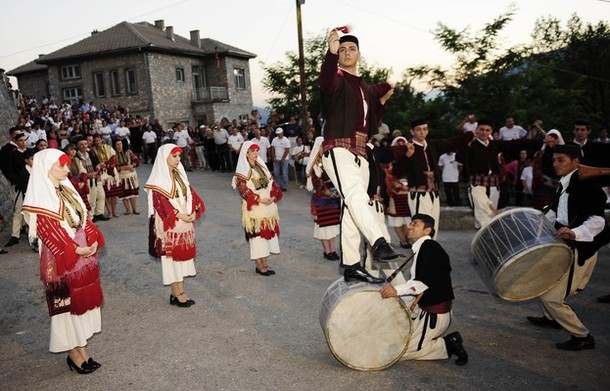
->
[494,244,573,302]
[324,288,411,371]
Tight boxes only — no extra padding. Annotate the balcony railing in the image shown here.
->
[192,87,229,102]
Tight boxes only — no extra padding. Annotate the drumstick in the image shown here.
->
[386,252,415,283]
[410,292,424,311]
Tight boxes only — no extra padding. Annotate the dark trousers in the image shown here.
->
[443,182,461,206]
[216,143,231,172]
[144,143,157,163]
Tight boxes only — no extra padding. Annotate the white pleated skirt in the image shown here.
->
[49,308,101,353]
[313,223,339,240]
[249,236,280,260]
[161,257,196,285]
[387,215,411,228]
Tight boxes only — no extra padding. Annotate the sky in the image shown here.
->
[1,0,609,107]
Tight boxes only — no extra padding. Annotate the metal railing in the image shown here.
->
[192,87,229,102]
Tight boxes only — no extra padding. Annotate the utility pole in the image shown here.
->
[295,0,309,126]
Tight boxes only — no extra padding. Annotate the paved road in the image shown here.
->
[1,163,609,390]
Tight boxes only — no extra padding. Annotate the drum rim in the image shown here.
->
[320,279,411,371]
[471,207,545,253]
[493,243,573,302]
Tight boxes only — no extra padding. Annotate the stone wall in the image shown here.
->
[0,70,19,232]
[15,71,48,100]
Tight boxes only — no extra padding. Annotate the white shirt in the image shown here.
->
[142,131,157,144]
[438,152,461,183]
[499,125,527,140]
[520,166,533,193]
[24,131,39,149]
[114,126,131,139]
[99,125,113,140]
[172,129,193,148]
[35,128,47,141]
[546,169,606,242]
[228,133,245,152]
[395,235,431,297]
[213,128,229,145]
[271,136,291,161]
[291,144,310,165]
[462,121,477,133]
[252,136,271,162]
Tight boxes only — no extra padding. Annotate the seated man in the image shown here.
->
[379,214,468,365]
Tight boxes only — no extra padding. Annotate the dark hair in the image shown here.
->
[574,119,590,129]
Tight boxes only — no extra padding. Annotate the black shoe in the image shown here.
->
[596,294,610,303]
[0,249,7,254]
[556,334,595,351]
[344,265,385,284]
[255,267,275,276]
[93,214,110,222]
[526,316,562,329]
[67,356,94,374]
[323,252,335,261]
[330,251,340,260]
[372,238,403,263]
[87,357,101,369]
[5,237,19,247]
[444,331,468,365]
[169,294,193,307]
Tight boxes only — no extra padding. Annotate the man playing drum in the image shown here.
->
[379,214,468,365]
[526,144,610,350]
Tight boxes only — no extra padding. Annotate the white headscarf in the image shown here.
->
[231,141,271,190]
[304,136,324,192]
[144,144,193,217]
[542,129,565,150]
[22,148,87,240]
[391,136,407,146]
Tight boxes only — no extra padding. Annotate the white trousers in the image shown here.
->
[400,307,451,361]
[407,191,440,238]
[539,252,597,337]
[468,185,499,229]
[322,148,385,267]
[10,186,25,238]
[87,181,106,217]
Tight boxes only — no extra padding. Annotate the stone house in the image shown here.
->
[8,19,256,128]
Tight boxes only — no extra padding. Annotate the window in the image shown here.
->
[93,72,105,97]
[61,65,81,80]
[234,68,246,89]
[62,87,83,105]
[110,70,121,96]
[176,68,185,83]
[125,69,137,94]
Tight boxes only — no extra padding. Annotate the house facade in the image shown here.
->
[8,20,256,129]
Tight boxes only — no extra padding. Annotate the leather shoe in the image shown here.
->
[329,251,340,260]
[596,294,610,303]
[372,238,404,263]
[87,357,101,369]
[5,237,19,247]
[0,249,7,254]
[556,334,595,351]
[344,265,384,284]
[169,294,193,307]
[526,316,562,329]
[255,267,275,276]
[443,331,468,365]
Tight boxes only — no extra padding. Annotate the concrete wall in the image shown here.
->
[13,71,48,100]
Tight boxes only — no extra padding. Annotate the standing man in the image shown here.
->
[467,119,502,229]
[172,123,194,171]
[142,124,158,164]
[526,144,610,350]
[270,127,291,191]
[213,123,231,172]
[438,149,462,206]
[228,125,245,170]
[379,214,468,365]
[319,29,403,284]
[3,132,28,247]
[499,116,527,141]
[251,127,271,172]
[75,137,108,222]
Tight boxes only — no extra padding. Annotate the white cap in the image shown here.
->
[275,127,284,134]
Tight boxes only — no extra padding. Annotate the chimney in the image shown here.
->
[190,30,201,48]
[38,54,46,58]
[91,29,99,36]
[154,19,165,30]
[166,26,175,41]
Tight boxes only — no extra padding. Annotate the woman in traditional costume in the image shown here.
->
[385,136,412,248]
[64,143,91,213]
[91,134,123,218]
[145,144,205,308]
[531,129,564,210]
[232,141,283,276]
[22,149,105,374]
[305,137,340,260]
[114,139,141,215]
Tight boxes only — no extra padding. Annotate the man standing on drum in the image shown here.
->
[319,28,404,284]
[527,144,610,350]
[379,214,468,365]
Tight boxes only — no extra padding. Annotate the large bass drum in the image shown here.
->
[471,207,573,302]
[319,278,411,371]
